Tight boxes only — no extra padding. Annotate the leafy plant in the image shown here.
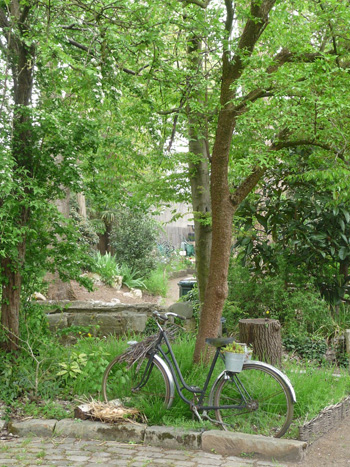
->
[143,264,169,297]
[283,336,328,363]
[119,263,146,289]
[109,206,160,276]
[225,262,333,337]
[57,352,88,381]
[222,342,246,354]
[92,252,121,286]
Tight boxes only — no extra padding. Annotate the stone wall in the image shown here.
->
[39,300,194,337]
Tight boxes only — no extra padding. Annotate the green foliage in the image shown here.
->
[119,263,146,290]
[109,207,160,276]
[222,342,246,354]
[234,160,350,305]
[92,252,121,287]
[283,336,328,363]
[69,198,99,252]
[226,262,333,337]
[57,352,88,381]
[287,361,350,436]
[143,264,169,297]
[1,329,350,438]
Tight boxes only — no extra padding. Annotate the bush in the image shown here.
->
[226,262,333,337]
[283,335,328,363]
[92,251,120,286]
[110,207,160,276]
[143,264,169,297]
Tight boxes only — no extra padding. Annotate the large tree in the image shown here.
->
[192,0,350,361]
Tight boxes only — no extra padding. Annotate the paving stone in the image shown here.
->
[8,419,57,438]
[55,418,146,443]
[144,425,201,449]
[202,430,307,462]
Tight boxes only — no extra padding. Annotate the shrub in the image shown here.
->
[226,262,333,337]
[119,263,145,289]
[143,264,169,297]
[283,335,328,363]
[92,251,120,286]
[109,207,160,276]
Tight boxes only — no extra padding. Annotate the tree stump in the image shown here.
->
[239,318,282,366]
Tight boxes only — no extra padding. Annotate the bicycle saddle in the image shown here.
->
[205,337,235,348]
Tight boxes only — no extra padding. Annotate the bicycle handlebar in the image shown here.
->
[152,310,186,321]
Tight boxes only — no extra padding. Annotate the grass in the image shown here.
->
[0,332,349,439]
[143,265,169,297]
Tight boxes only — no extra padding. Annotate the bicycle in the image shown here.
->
[102,311,296,438]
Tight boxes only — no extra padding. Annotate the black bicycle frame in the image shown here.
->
[147,327,243,411]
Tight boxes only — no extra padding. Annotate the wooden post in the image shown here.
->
[239,318,282,367]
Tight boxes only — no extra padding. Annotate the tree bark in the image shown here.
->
[0,242,25,351]
[187,33,212,305]
[193,0,276,363]
[193,111,235,362]
[0,2,35,351]
[239,318,282,366]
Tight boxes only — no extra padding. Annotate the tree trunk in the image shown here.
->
[193,111,235,363]
[193,0,276,363]
[0,242,25,351]
[189,149,211,305]
[77,193,87,218]
[0,4,35,351]
[187,32,212,305]
[239,318,282,367]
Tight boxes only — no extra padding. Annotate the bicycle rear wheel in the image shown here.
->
[213,362,294,438]
[102,353,172,410]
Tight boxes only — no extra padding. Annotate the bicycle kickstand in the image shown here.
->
[190,404,202,422]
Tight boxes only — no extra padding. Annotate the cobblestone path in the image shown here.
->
[0,436,283,467]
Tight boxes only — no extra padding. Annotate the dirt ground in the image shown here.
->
[287,415,350,466]
[69,280,161,304]
[66,274,189,307]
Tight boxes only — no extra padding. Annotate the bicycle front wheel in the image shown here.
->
[213,362,294,438]
[102,353,172,410]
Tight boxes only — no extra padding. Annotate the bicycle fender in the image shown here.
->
[153,354,176,409]
[208,361,296,405]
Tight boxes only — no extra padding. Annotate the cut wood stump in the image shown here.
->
[239,318,282,366]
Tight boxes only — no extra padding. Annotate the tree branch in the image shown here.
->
[232,47,335,115]
[229,133,341,209]
[230,167,267,208]
[271,139,333,152]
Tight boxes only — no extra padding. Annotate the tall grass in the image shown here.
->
[1,333,349,438]
[143,265,169,297]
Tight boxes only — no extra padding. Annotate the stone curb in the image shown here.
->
[6,418,307,462]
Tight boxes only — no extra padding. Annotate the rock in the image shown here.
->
[111,276,123,290]
[32,292,46,301]
[55,419,146,443]
[168,301,193,319]
[123,288,142,299]
[144,426,201,450]
[47,313,69,331]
